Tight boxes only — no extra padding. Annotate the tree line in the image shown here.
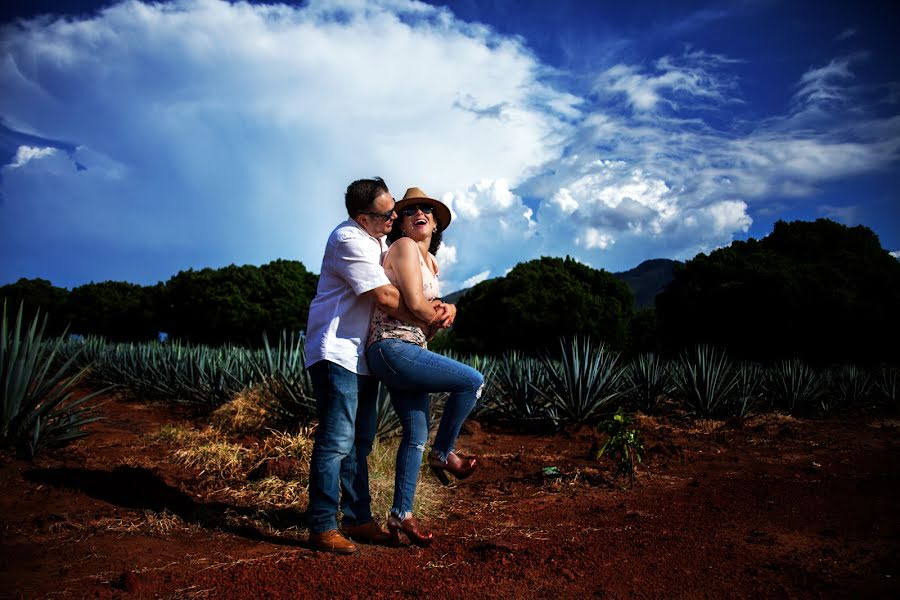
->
[3,219,898,365]
[0,260,318,347]
[448,219,900,366]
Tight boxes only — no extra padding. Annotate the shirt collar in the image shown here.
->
[345,218,384,243]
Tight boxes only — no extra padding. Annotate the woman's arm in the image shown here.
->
[386,238,438,323]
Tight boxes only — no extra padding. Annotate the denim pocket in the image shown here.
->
[377,347,398,376]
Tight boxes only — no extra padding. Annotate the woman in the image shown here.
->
[366,187,483,547]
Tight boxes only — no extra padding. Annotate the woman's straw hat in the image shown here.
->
[395,187,452,231]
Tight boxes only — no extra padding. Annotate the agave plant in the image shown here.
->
[1,302,107,458]
[534,337,626,427]
[250,331,315,424]
[623,353,673,414]
[459,353,499,416]
[374,383,401,439]
[731,362,764,421]
[821,365,872,415]
[873,367,899,409]
[766,359,824,416]
[673,345,738,418]
[483,350,554,424]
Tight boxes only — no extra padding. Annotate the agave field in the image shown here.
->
[2,304,899,598]
[46,331,900,436]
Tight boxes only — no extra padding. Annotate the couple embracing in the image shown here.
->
[303,177,483,554]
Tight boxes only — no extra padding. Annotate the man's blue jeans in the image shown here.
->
[366,339,483,518]
[307,360,378,534]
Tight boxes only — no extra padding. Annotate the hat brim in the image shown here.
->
[394,196,452,231]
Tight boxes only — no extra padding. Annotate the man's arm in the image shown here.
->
[361,284,437,328]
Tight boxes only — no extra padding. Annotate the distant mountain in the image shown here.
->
[441,286,473,305]
[613,258,680,308]
[443,258,680,309]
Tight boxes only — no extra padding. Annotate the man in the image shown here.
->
[304,177,451,554]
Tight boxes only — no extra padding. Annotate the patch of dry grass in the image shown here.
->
[368,438,443,520]
[146,389,446,529]
[210,387,275,435]
[175,439,250,480]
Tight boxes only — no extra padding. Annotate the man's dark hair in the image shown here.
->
[387,219,443,255]
[345,177,389,217]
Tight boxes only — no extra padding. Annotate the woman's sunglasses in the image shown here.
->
[400,204,435,218]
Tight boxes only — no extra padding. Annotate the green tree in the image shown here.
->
[164,260,317,346]
[0,278,69,334]
[66,281,163,341]
[656,219,900,364]
[452,256,635,355]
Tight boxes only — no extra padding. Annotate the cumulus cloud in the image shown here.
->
[0,0,575,285]
[1,1,898,293]
[891,250,900,260]
[462,270,491,288]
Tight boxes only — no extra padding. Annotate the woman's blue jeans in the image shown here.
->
[366,338,484,517]
[307,360,378,534]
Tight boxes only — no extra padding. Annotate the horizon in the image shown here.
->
[2,0,898,292]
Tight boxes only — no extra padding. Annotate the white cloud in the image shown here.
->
[462,270,491,288]
[435,243,456,268]
[8,146,56,168]
[0,0,574,285]
[0,2,897,293]
[835,27,857,42]
[595,50,740,112]
[890,250,900,260]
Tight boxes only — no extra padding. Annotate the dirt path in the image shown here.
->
[2,397,899,599]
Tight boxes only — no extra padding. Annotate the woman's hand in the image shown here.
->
[436,301,456,328]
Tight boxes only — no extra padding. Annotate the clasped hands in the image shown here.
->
[430,299,457,329]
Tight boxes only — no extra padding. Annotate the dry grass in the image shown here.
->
[368,438,444,520]
[210,387,275,435]
[175,440,250,481]
[147,389,446,528]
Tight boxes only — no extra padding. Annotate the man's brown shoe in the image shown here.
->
[341,521,392,545]
[308,529,358,554]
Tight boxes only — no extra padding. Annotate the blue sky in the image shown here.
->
[1,0,898,292]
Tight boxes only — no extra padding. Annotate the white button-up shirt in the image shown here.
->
[304,219,391,375]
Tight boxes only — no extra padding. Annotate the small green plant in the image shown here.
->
[595,409,644,485]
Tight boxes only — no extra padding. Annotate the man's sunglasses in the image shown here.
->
[359,207,396,221]
[399,204,435,218]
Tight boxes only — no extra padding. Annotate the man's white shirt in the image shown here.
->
[304,219,390,375]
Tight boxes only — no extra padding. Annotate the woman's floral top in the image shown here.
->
[368,250,440,348]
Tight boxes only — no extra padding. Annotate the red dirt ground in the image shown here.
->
[2,394,899,599]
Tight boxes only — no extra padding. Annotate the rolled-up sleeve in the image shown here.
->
[334,233,391,296]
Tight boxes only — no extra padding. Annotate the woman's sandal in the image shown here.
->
[387,514,434,547]
[428,450,477,486]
